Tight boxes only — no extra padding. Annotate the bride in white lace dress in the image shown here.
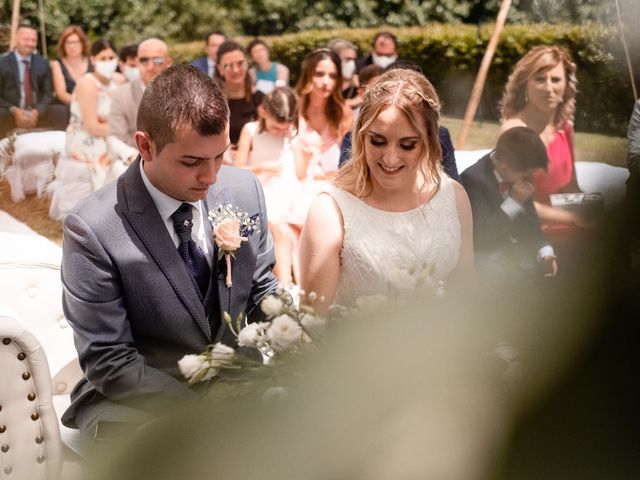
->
[299,69,474,314]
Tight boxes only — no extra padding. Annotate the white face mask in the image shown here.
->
[122,65,140,82]
[372,53,398,70]
[94,59,118,80]
[341,59,356,80]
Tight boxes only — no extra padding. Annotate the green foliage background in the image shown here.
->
[0,0,623,44]
[1,0,638,134]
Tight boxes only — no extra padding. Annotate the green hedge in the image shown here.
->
[173,23,633,135]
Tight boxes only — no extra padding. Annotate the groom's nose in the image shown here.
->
[198,159,219,185]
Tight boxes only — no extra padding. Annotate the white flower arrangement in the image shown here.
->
[177,265,441,387]
[178,287,327,385]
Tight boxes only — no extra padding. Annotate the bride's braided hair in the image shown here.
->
[334,68,442,198]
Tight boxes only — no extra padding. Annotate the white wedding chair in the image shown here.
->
[0,218,84,459]
[0,131,67,203]
[0,303,63,480]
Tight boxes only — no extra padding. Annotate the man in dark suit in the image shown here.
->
[61,64,279,442]
[461,127,557,278]
[0,24,54,136]
[191,30,226,79]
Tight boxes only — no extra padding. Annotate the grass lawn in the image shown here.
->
[0,120,630,245]
[441,115,628,168]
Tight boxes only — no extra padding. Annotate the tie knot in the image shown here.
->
[172,203,193,242]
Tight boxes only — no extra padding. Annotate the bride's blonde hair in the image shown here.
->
[334,68,442,198]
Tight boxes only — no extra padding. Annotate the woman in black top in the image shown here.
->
[216,41,264,151]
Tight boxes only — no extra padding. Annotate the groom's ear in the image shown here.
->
[134,131,154,163]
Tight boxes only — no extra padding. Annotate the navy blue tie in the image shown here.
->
[172,203,211,296]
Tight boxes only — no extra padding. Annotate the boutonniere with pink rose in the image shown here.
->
[208,204,260,288]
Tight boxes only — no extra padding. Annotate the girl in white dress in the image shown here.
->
[299,69,474,314]
[235,87,301,284]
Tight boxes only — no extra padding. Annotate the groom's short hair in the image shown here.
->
[494,126,548,172]
[137,64,229,153]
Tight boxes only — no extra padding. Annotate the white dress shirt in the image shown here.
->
[493,169,555,261]
[140,161,213,267]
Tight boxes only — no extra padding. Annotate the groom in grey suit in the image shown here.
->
[61,64,278,440]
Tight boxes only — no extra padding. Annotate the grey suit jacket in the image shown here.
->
[108,78,144,147]
[61,158,278,427]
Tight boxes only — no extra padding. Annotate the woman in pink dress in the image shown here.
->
[500,45,584,226]
[291,48,353,226]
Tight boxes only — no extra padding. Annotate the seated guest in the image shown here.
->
[355,31,402,73]
[118,42,139,82]
[0,24,54,136]
[235,86,300,285]
[191,30,226,78]
[216,40,264,151]
[108,38,172,151]
[350,63,383,118]
[49,25,92,128]
[49,39,125,220]
[500,45,583,226]
[247,38,289,94]
[461,127,558,279]
[290,48,352,225]
[327,38,359,104]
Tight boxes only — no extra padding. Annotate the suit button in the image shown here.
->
[0,425,6,433]
[2,338,10,345]
[17,352,26,360]
[1,444,9,452]
[22,372,31,380]
[35,436,44,444]
[27,393,36,401]
[37,456,45,464]
[31,412,39,421]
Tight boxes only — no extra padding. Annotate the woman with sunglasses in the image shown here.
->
[216,41,264,154]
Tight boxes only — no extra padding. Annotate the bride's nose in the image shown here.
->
[383,147,400,166]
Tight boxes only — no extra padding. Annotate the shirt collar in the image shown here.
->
[139,160,202,221]
[14,51,31,63]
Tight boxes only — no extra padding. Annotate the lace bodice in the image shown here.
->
[329,176,461,307]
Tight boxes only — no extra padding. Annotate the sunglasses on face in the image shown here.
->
[139,56,165,66]
[222,60,247,71]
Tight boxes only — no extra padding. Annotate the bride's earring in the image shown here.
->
[524,92,528,104]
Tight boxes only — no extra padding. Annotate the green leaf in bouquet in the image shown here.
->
[235,312,244,334]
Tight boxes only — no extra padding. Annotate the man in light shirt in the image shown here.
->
[108,38,172,159]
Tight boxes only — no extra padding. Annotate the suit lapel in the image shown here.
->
[120,157,211,339]
[9,53,20,92]
[480,154,504,207]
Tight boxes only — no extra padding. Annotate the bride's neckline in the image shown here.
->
[336,182,444,214]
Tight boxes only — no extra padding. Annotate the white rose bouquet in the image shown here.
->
[178,287,328,387]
